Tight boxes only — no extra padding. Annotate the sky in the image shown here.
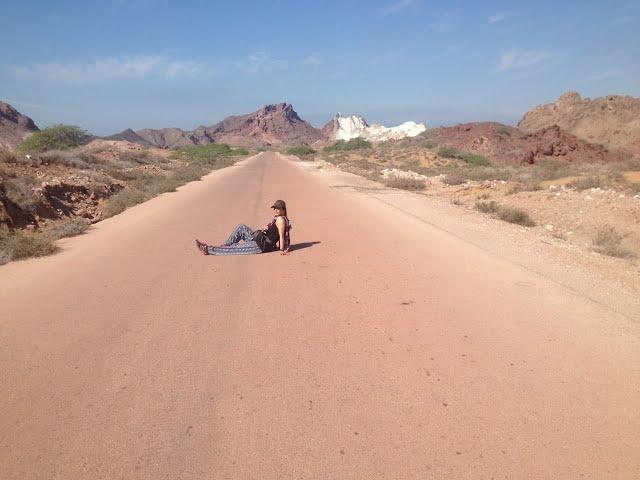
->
[0,0,639,135]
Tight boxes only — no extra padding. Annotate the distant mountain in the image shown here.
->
[0,101,39,150]
[105,128,154,147]
[127,103,322,149]
[321,113,426,142]
[519,92,640,157]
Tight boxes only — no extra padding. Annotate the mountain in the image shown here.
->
[105,128,154,147]
[322,113,426,142]
[130,103,322,149]
[518,92,640,157]
[0,101,39,150]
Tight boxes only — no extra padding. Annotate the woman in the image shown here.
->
[195,199,291,256]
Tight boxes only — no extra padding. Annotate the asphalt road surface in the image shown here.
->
[1,152,638,479]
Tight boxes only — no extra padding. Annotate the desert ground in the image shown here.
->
[1,152,638,479]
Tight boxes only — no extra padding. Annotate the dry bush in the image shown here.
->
[1,230,58,260]
[475,200,499,214]
[475,201,535,227]
[497,206,536,227]
[0,148,19,164]
[45,217,91,240]
[102,188,148,218]
[442,172,467,185]
[592,226,636,258]
[4,176,41,209]
[567,176,603,191]
[383,176,425,191]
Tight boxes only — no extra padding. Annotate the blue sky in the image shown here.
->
[1,0,638,135]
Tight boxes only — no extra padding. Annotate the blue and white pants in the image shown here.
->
[207,223,263,255]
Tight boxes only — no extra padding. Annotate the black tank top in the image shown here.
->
[263,215,291,251]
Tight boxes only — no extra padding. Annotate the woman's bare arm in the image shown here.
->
[276,216,287,255]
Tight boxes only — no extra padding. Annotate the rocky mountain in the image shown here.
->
[518,92,640,157]
[135,128,196,148]
[322,113,426,142]
[106,128,154,147]
[0,101,39,150]
[429,122,623,165]
[130,103,322,148]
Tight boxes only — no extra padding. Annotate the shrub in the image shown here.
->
[383,176,425,190]
[438,146,461,158]
[442,172,467,185]
[437,146,489,166]
[102,188,148,218]
[286,146,316,156]
[19,125,88,153]
[568,176,602,191]
[475,201,535,226]
[422,141,437,149]
[323,137,372,152]
[498,125,511,136]
[475,200,499,214]
[592,226,636,258]
[171,144,243,166]
[2,230,58,260]
[45,217,90,240]
[0,148,18,164]
[4,176,40,209]
[497,206,536,227]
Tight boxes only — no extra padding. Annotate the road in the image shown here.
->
[1,152,639,479]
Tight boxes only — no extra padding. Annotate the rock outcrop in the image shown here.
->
[322,113,426,142]
[518,92,640,156]
[431,122,623,165]
[0,101,39,150]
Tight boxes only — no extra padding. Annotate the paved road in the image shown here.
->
[1,152,638,479]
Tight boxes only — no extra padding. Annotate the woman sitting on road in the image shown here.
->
[195,199,291,256]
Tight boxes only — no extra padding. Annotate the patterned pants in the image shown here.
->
[207,224,263,255]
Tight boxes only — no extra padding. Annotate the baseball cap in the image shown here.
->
[271,199,286,210]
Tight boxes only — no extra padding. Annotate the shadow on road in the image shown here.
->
[289,241,321,251]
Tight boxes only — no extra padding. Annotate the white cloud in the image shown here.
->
[489,12,509,23]
[8,55,213,83]
[234,51,288,73]
[379,0,415,17]
[498,48,551,71]
[303,54,323,66]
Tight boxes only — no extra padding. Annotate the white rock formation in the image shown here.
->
[330,113,426,142]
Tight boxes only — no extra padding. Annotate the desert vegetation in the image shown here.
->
[1,141,248,264]
[18,125,88,153]
[305,134,639,263]
[286,146,316,157]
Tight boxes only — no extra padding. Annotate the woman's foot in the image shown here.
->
[195,239,209,255]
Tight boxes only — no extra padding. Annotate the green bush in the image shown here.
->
[323,137,372,152]
[437,146,489,166]
[171,144,245,166]
[286,146,316,156]
[19,125,88,153]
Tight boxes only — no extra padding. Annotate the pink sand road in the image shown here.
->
[0,152,638,479]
